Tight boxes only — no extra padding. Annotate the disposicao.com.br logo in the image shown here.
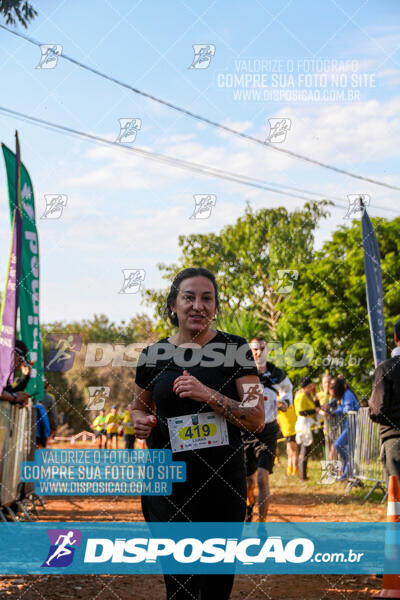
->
[16,522,386,575]
[41,533,365,569]
[83,535,315,564]
[42,529,82,568]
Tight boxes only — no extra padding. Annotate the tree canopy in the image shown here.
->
[0,0,37,28]
[40,313,156,431]
[145,200,331,337]
[277,216,400,397]
[41,313,155,345]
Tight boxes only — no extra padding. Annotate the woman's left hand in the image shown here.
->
[173,370,209,403]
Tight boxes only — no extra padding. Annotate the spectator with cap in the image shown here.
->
[1,340,32,407]
[369,319,400,482]
[121,408,135,449]
[1,340,51,446]
[91,409,106,449]
[105,405,121,449]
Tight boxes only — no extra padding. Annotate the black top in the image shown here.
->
[135,330,258,480]
[369,355,400,441]
[263,361,288,390]
[4,371,30,394]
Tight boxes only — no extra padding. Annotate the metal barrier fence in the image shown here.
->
[0,405,27,506]
[0,402,11,494]
[323,412,344,463]
[347,411,357,480]
[23,404,37,498]
[0,404,36,510]
[350,407,385,499]
[323,407,385,500]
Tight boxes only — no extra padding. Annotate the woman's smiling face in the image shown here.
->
[171,276,216,336]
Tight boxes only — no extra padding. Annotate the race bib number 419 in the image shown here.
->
[167,412,229,453]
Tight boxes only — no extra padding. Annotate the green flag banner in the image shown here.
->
[2,143,44,399]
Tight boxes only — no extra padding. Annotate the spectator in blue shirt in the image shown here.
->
[36,402,51,447]
[323,376,359,479]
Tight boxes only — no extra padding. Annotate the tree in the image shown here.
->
[216,310,264,341]
[144,201,331,337]
[277,216,400,398]
[41,313,156,345]
[41,313,157,432]
[0,0,37,28]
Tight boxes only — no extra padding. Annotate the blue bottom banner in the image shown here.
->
[0,522,399,575]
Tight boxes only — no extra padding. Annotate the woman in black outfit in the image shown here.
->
[131,267,264,600]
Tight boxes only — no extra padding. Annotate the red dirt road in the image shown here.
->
[0,446,389,599]
[0,490,386,599]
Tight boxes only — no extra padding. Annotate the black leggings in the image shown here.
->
[142,475,246,600]
[164,573,234,600]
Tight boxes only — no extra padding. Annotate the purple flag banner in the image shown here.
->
[2,135,44,399]
[0,208,22,393]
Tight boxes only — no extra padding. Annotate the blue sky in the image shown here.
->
[0,0,399,324]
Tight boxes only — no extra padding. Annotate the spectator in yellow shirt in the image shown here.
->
[91,409,106,449]
[122,409,135,449]
[105,405,121,449]
[277,403,298,476]
[294,377,320,480]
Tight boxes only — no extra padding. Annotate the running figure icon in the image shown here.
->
[41,529,82,568]
[45,334,81,372]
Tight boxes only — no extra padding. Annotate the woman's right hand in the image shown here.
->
[133,415,157,439]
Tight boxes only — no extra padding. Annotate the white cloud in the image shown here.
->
[3,97,399,323]
[60,98,400,210]
[218,119,254,134]
[350,24,400,58]
[41,273,153,323]
[51,198,246,255]
[377,68,400,88]
[262,98,400,165]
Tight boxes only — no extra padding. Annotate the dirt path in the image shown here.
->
[0,488,386,599]
[0,447,389,599]
[0,572,382,600]
[23,489,386,523]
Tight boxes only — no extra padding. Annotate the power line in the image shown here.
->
[0,106,319,201]
[1,106,398,216]
[1,23,399,193]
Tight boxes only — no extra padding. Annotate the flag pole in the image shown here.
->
[14,131,22,338]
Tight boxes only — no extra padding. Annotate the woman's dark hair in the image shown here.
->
[164,267,220,327]
[331,375,346,399]
[15,339,28,358]
[331,375,359,402]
